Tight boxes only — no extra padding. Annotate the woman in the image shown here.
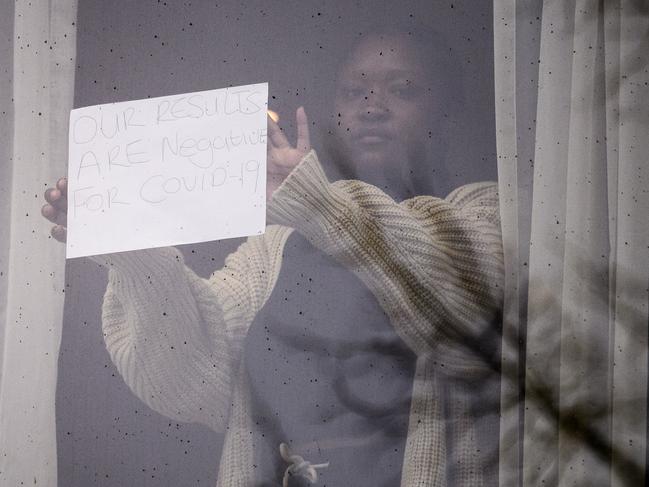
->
[43,32,503,486]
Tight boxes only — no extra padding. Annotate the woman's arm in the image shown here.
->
[96,225,292,432]
[268,150,503,377]
[39,123,300,430]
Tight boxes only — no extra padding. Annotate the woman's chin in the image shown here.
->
[353,149,395,168]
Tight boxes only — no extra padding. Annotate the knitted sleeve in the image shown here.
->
[268,150,504,377]
[95,225,292,432]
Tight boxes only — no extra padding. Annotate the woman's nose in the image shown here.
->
[359,90,390,121]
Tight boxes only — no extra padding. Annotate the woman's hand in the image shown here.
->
[267,106,311,201]
[41,177,68,243]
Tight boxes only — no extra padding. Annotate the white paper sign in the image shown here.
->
[66,82,268,258]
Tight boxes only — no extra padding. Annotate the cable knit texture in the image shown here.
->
[96,150,503,486]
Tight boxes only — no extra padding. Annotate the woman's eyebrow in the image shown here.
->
[341,68,420,82]
[384,69,421,81]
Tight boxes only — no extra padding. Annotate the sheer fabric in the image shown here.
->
[495,2,649,485]
[0,1,77,485]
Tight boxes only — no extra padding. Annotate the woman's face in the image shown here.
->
[333,35,436,171]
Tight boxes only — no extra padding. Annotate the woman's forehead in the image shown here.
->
[339,35,429,81]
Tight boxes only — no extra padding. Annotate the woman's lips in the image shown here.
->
[359,135,389,144]
[355,128,392,145]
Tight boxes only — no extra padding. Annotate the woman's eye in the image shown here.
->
[390,83,419,99]
[341,87,363,99]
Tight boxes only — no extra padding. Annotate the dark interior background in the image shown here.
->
[57,1,497,485]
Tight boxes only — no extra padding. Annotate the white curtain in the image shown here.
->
[495,1,649,485]
[0,1,78,485]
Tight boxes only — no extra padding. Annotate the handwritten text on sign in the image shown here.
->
[66,83,268,258]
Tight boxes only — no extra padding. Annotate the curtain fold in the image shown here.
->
[495,1,649,485]
[494,1,542,485]
[0,1,78,485]
[609,3,649,484]
[0,0,15,380]
[493,1,524,483]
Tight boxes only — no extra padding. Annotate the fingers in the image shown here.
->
[41,203,58,223]
[41,202,67,222]
[267,114,290,149]
[296,106,311,152]
[44,187,58,204]
[45,185,68,213]
[43,177,68,243]
[56,177,67,196]
[267,108,310,152]
[51,225,67,243]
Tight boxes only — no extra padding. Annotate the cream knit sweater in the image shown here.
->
[96,150,503,486]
